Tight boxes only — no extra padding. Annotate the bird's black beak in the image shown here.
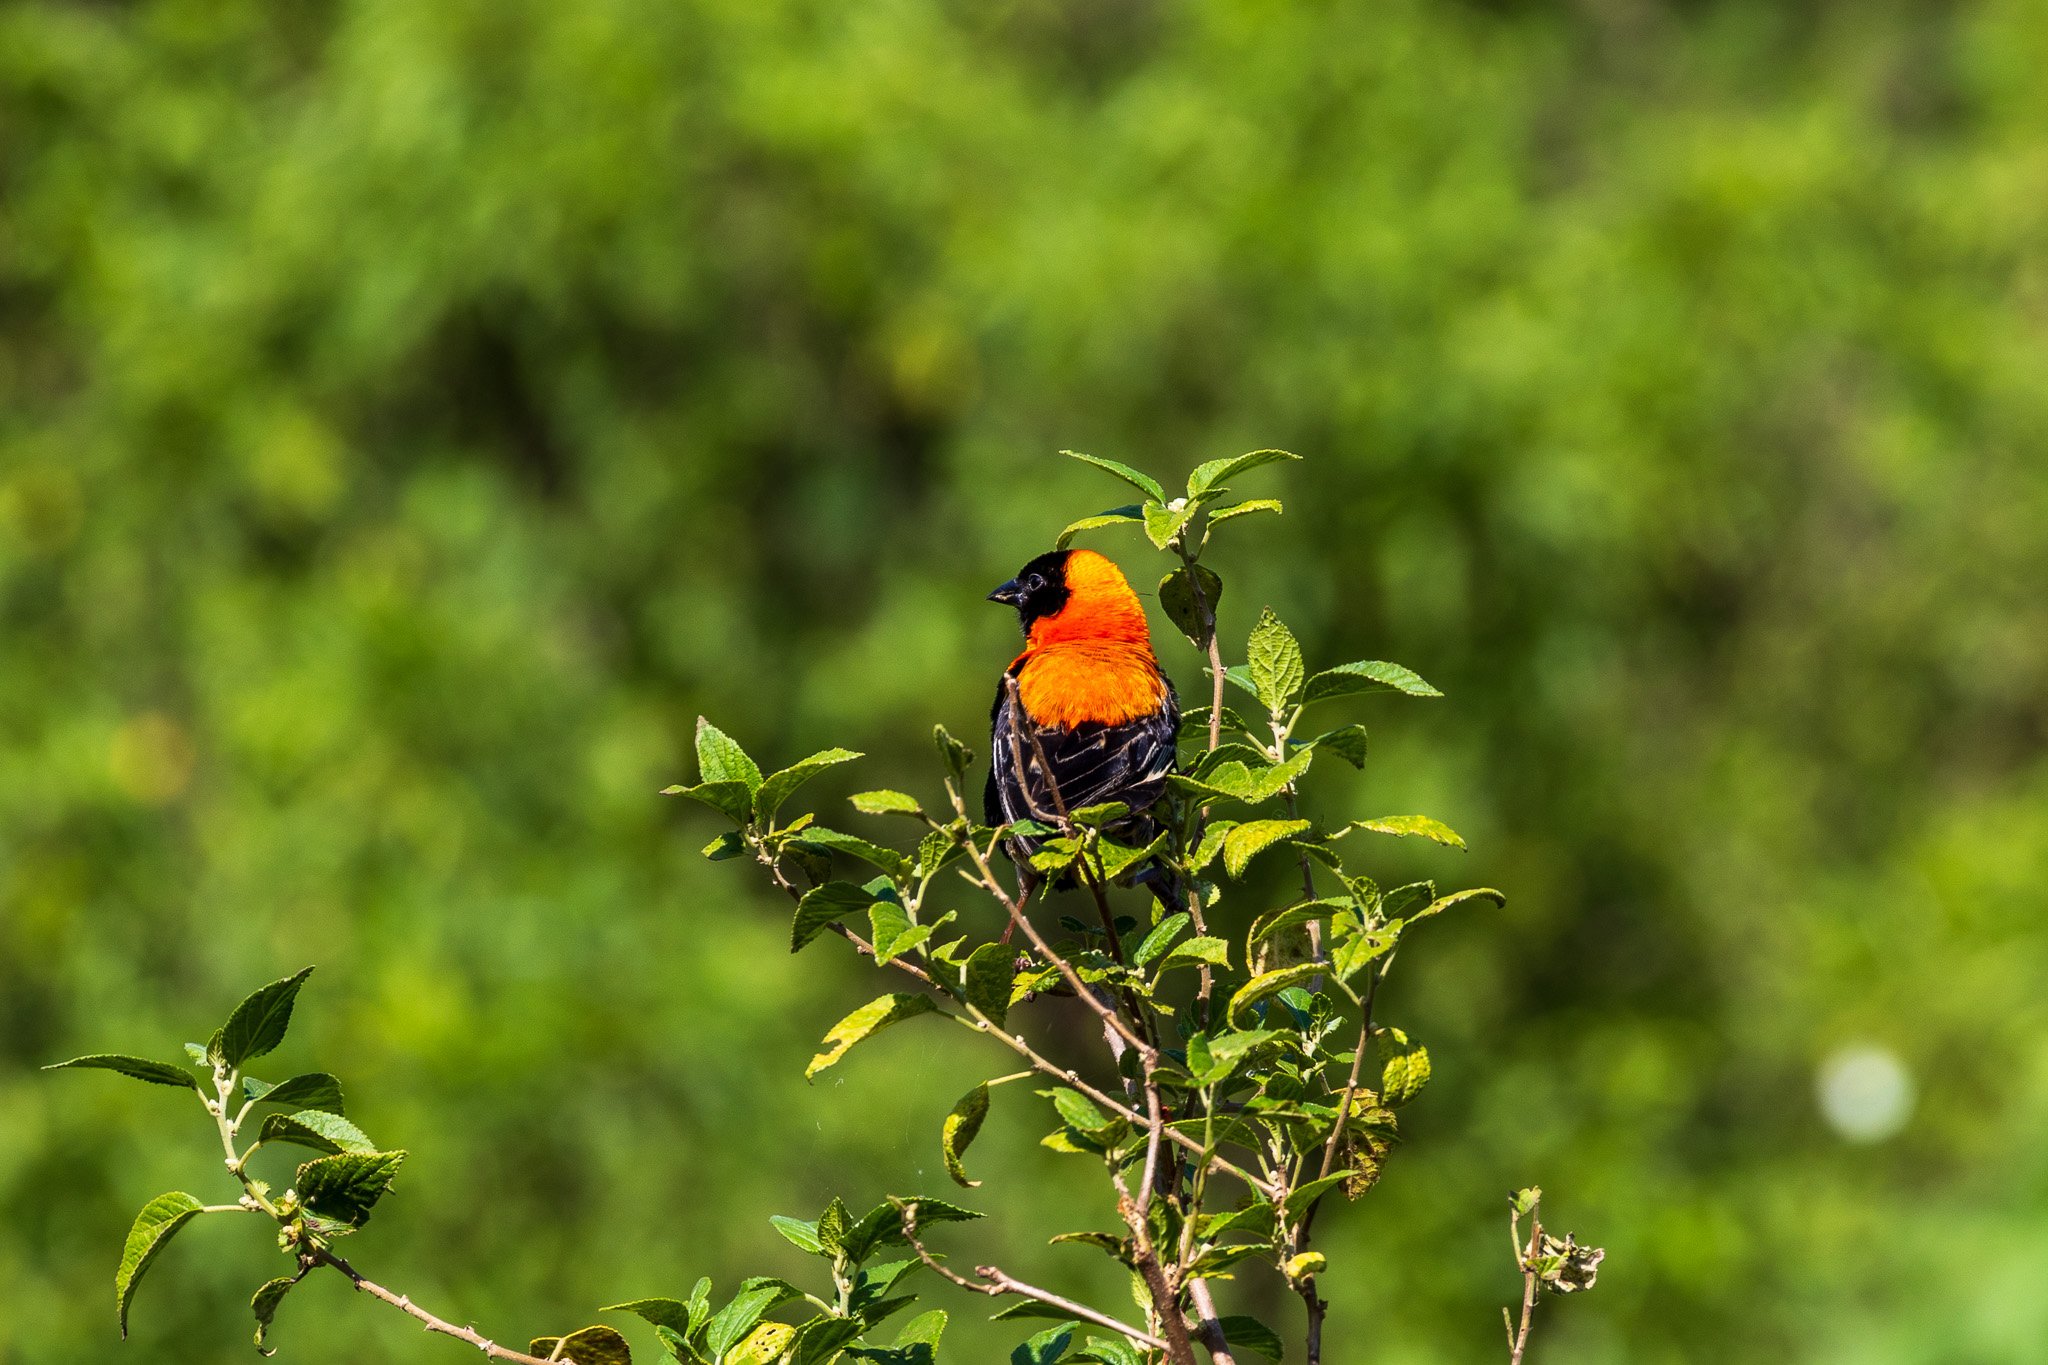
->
[986,578,1023,605]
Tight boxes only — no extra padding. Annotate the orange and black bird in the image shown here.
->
[984,548,1179,883]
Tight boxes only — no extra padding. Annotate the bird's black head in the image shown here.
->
[987,550,1071,631]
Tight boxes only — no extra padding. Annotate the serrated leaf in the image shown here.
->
[806,994,938,1079]
[44,1054,198,1092]
[1222,819,1311,877]
[257,1109,375,1155]
[1160,936,1230,972]
[246,1072,346,1113]
[1010,1323,1077,1365]
[1063,450,1165,502]
[1045,1088,1116,1137]
[960,944,1015,1027]
[793,827,914,879]
[896,1308,948,1348]
[217,967,315,1069]
[1404,886,1507,923]
[1283,1173,1352,1220]
[704,1285,784,1359]
[1055,507,1144,550]
[529,1326,632,1365]
[695,717,762,791]
[852,789,922,816]
[1303,660,1442,704]
[602,1298,692,1333]
[1142,501,1187,550]
[1069,1336,1144,1365]
[1157,564,1223,646]
[1228,964,1323,1025]
[1382,1047,1432,1105]
[771,1215,827,1255]
[1187,822,1234,872]
[891,1196,983,1228]
[251,1275,297,1353]
[116,1192,204,1336]
[1131,913,1190,968]
[661,779,753,823]
[1340,815,1466,849]
[942,1083,989,1188]
[1331,929,1396,983]
[791,881,877,953]
[1187,449,1298,497]
[932,724,975,781]
[1246,609,1305,714]
[704,829,749,860]
[1247,899,1350,947]
[1307,723,1370,768]
[790,1316,865,1364]
[1217,1315,1286,1360]
[1205,498,1283,526]
[295,1150,406,1227]
[756,748,862,819]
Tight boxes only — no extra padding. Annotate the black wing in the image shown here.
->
[984,671,1180,834]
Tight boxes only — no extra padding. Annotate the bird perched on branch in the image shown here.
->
[984,548,1180,893]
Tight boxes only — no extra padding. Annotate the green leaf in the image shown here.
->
[43,1054,198,1092]
[1010,1323,1077,1365]
[251,1275,298,1354]
[1339,815,1466,850]
[1063,450,1165,502]
[1055,506,1144,550]
[756,748,863,819]
[933,724,975,781]
[245,1072,345,1113]
[1331,929,1396,983]
[1307,723,1370,769]
[1187,449,1298,497]
[1216,1315,1286,1361]
[791,881,878,953]
[1131,913,1190,968]
[529,1326,633,1365]
[295,1150,406,1227]
[257,1109,375,1155]
[1095,830,1165,882]
[896,1308,948,1346]
[942,1083,990,1188]
[704,829,748,860]
[1303,660,1442,704]
[1142,500,1187,550]
[1228,964,1324,1024]
[960,943,1015,1027]
[660,779,753,823]
[1405,886,1507,923]
[807,994,939,1079]
[1205,498,1283,526]
[1045,1088,1117,1137]
[1248,898,1350,947]
[1382,1047,1432,1105]
[1283,1173,1353,1220]
[602,1298,693,1333]
[793,827,914,879]
[695,717,762,791]
[1161,936,1230,972]
[1158,564,1223,647]
[852,789,923,816]
[891,1196,984,1228]
[866,899,923,965]
[771,1215,827,1255]
[216,966,315,1069]
[704,1284,784,1359]
[1222,819,1311,877]
[1246,609,1306,714]
[790,1316,865,1365]
[1069,1336,1145,1365]
[115,1192,204,1337]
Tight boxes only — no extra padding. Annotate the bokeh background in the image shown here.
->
[5,1,2046,1361]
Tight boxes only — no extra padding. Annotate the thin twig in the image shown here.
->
[314,1250,556,1365]
[1509,1204,1542,1365]
[896,1207,1168,1351]
[1317,970,1381,1181]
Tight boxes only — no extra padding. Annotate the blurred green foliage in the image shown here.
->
[4,0,2045,1361]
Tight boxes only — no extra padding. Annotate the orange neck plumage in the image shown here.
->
[1013,551,1164,729]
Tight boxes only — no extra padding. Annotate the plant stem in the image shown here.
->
[1188,1278,1239,1365]
[314,1249,557,1365]
[1508,1205,1542,1365]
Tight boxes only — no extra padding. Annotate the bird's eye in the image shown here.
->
[1024,574,1045,591]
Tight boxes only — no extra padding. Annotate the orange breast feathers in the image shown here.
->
[1013,550,1167,729]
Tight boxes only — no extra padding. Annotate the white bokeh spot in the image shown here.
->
[1817,1043,1914,1143]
